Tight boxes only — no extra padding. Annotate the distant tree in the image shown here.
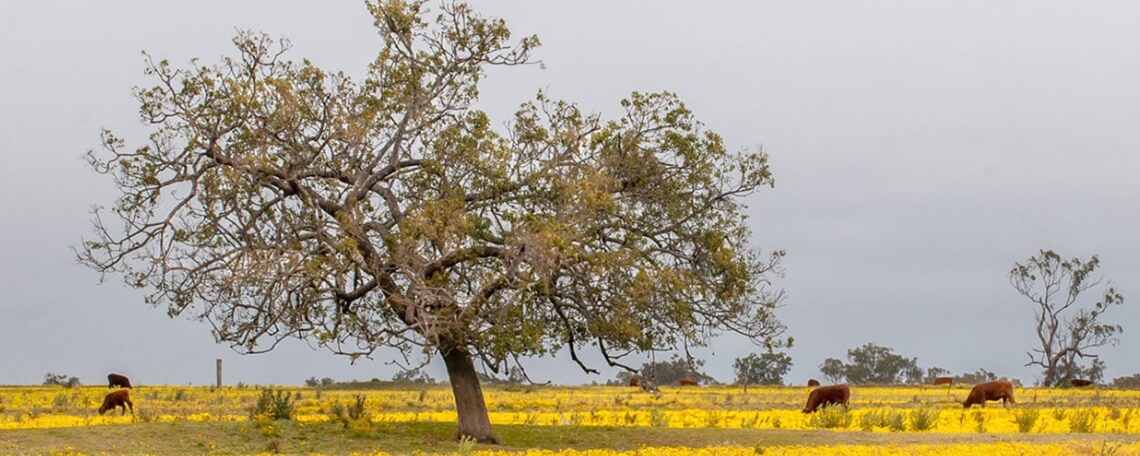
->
[818,343,922,385]
[819,358,846,384]
[954,368,999,385]
[392,369,436,384]
[924,366,950,384]
[1111,374,1140,389]
[304,377,320,387]
[613,369,638,385]
[1010,250,1125,387]
[505,366,528,384]
[320,377,336,387]
[733,351,792,389]
[616,354,714,386]
[76,0,787,443]
[43,373,80,388]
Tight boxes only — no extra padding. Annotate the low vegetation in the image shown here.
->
[2,384,1140,454]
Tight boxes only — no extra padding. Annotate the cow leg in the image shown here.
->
[127,399,134,415]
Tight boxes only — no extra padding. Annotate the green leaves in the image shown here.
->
[80,1,784,379]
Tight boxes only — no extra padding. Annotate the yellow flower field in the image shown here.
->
[460,442,1140,456]
[5,384,1140,454]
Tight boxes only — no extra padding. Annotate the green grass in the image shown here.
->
[3,421,1140,455]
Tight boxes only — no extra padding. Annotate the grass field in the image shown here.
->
[2,384,1140,455]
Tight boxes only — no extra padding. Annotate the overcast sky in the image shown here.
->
[1,1,1137,387]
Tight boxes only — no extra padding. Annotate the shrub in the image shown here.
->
[1069,409,1097,433]
[329,394,371,434]
[887,411,906,432]
[972,410,986,433]
[909,407,939,431]
[858,410,882,431]
[250,388,295,420]
[808,404,852,429]
[1014,409,1040,433]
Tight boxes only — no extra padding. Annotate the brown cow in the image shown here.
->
[107,373,132,389]
[962,380,1015,408]
[806,378,821,387]
[802,384,850,413]
[679,378,699,386]
[933,377,953,386]
[1070,379,1094,387]
[98,390,134,415]
[628,377,640,387]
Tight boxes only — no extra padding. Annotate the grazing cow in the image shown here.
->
[933,377,953,386]
[1070,379,1094,387]
[98,390,134,415]
[802,384,850,413]
[679,378,699,387]
[107,373,132,389]
[628,377,640,387]
[962,380,1015,408]
[806,378,821,387]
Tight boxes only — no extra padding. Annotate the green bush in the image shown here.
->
[1069,409,1097,433]
[1014,409,1039,433]
[808,404,852,429]
[328,394,369,428]
[909,407,939,431]
[250,388,295,420]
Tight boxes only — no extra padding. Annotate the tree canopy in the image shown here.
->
[78,0,786,443]
[733,351,792,387]
[818,343,922,385]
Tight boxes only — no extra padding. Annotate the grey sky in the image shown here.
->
[1,1,1137,386]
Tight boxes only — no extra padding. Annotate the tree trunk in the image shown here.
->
[441,346,499,444]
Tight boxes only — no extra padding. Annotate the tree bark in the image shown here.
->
[441,346,499,444]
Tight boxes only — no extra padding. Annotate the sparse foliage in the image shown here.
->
[328,394,370,429]
[77,0,783,443]
[1010,250,1124,387]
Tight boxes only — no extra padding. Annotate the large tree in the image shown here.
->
[818,343,923,385]
[733,350,792,389]
[78,0,785,443]
[1010,250,1124,387]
